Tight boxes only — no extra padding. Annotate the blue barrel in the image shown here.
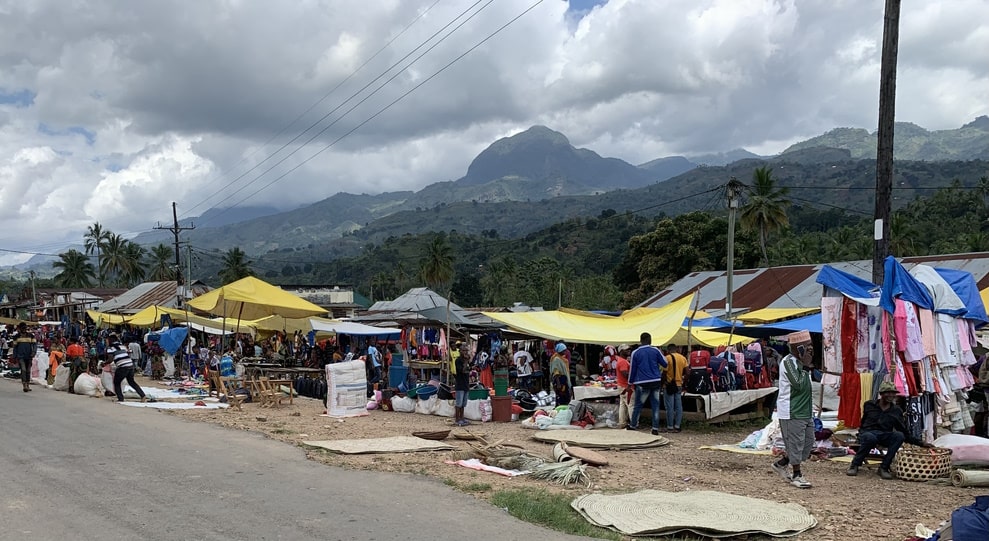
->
[388,365,409,388]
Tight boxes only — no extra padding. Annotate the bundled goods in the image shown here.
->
[528,460,590,487]
[950,469,989,488]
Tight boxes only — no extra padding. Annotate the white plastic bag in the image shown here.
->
[32,350,49,385]
[101,364,115,394]
[415,395,439,415]
[465,399,492,422]
[391,396,416,413]
[73,373,105,397]
[53,363,71,391]
[434,399,455,418]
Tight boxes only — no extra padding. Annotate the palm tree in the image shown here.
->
[122,242,147,286]
[100,233,130,286]
[740,166,791,267]
[148,244,176,281]
[889,212,919,256]
[84,222,110,287]
[419,235,454,292]
[219,247,254,284]
[52,249,96,287]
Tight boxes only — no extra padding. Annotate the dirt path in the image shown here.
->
[158,391,978,541]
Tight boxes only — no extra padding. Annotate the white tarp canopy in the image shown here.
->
[309,318,400,338]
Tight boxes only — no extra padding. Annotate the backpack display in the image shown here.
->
[685,368,712,395]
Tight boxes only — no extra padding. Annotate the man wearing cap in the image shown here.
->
[846,381,932,479]
[771,330,815,488]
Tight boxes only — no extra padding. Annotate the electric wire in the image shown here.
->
[188,0,498,227]
[181,0,445,220]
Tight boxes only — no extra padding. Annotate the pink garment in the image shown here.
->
[734,352,745,376]
[821,297,842,373]
[901,302,925,362]
[881,311,894,372]
[957,319,977,366]
[855,303,870,371]
[892,355,908,396]
[918,308,937,358]
[893,299,909,352]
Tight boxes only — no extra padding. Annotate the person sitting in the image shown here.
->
[846,381,932,479]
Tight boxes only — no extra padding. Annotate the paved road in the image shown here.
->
[0,380,590,541]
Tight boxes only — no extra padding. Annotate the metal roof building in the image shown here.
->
[639,252,989,316]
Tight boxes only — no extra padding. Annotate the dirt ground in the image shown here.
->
[156,385,976,541]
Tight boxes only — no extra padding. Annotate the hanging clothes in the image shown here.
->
[838,371,862,428]
[821,296,842,374]
[867,305,884,371]
[841,297,858,373]
[918,308,937,358]
[936,313,961,367]
[856,303,871,371]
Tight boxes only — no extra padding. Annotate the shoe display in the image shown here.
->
[846,464,859,476]
[771,462,791,481]
[879,467,894,480]
[790,476,812,488]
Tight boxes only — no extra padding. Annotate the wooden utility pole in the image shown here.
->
[873,0,900,284]
[725,177,744,319]
[154,202,195,284]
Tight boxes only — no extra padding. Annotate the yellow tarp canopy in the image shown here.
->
[669,326,754,348]
[186,276,327,320]
[736,307,819,324]
[483,295,694,346]
[87,310,129,325]
[0,316,40,326]
[981,288,989,315]
[88,306,254,332]
[248,315,317,336]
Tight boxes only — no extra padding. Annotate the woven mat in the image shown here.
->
[699,444,773,455]
[118,401,228,410]
[572,490,817,538]
[531,429,670,449]
[302,436,454,454]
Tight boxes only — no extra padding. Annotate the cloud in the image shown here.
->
[0,0,985,261]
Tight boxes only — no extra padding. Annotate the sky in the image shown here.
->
[1,0,987,266]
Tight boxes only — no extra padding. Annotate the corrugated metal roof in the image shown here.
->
[98,282,181,314]
[368,287,463,313]
[640,252,989,315]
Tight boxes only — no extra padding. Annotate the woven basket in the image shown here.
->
[892,446,952,481]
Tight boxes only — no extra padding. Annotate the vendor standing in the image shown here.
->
[549,342,572,406]
[771,331,815,489]
[454,342,471,427]
[12,322,37,393]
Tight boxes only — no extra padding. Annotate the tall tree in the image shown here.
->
[100,233,130,286]
[122,241,147,286]
[84,222,110,287]
[740,166,791,267]
[148,244,176,281]
[219,247,254,284]
[52,249,96,288]
[419,234,454,292]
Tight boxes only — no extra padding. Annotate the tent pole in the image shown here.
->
[686,290,700,354]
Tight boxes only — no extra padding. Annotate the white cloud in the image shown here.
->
[0,0,985,260]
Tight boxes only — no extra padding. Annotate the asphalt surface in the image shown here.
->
[0,379,591,541]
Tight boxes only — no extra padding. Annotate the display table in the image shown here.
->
[574,386,622,401]
[574,385,778,423]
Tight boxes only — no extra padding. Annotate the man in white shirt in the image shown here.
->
[513,343,533,390]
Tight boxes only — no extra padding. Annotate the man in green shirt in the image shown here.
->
[770,331,815,489]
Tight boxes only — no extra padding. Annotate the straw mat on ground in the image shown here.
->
[572,489,817,538]
[531,429,669,449]
[302,436,454,454]
[699,444,773,455]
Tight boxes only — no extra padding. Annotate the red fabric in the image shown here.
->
[479,366,493,390]
[838,371,862,428]
[899,353,918,396]
[841,297,858,373]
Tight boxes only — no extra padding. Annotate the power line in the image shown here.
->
[181,0,444,220]
[186,0,495,226]
[199,0,540,222]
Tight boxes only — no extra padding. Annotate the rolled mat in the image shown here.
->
[553,442,574,462]
[950,469,989,487]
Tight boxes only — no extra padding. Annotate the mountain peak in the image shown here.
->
[488,125,571,154]
[963,115,989,130]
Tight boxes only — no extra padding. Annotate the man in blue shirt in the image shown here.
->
[628,332,668,435]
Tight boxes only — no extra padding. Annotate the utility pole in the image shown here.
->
[725,177,744,320]
[154,202,195,284]
[873,0,900,284]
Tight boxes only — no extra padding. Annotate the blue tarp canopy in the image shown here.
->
[711,313,822,339]
[684,316,737,328]
[935,267,989,326]
[154,327,189,356]
[816,265,880,306]
[880,256,934,314]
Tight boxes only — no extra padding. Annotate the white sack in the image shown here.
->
[391,395,416,413]
[434,399,455,418]
[73,373,105,397]
[415,395,439,415]
[32,350,49,385]
[53,363,70,391]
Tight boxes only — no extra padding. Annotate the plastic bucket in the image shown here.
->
[494,369,509,397]
[468,387,489,400]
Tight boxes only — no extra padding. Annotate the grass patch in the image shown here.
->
[443,478,458,487]
[461,482,491,493]
[490,489,620,540]
[271,428,294,434]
